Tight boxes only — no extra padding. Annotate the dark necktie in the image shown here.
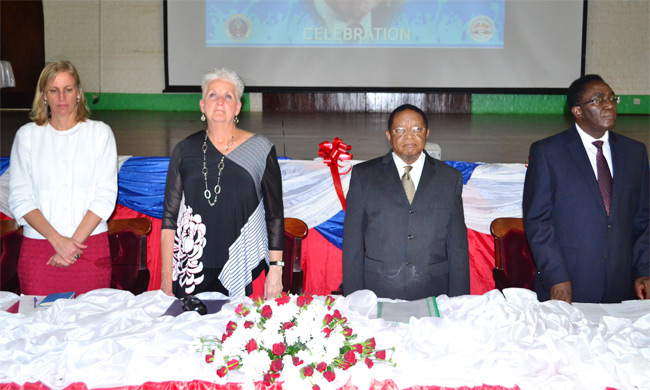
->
[593,141,612,215]
[402,165,415,204]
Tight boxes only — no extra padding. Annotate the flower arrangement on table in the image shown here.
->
[197,293,394,389]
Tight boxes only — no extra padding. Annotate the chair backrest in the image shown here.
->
[0,219,22,294]
[282,217,308,295]
[490,217,536,291]
[107,218,152,295]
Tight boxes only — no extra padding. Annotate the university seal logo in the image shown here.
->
[468,15,495,42]
[225,14,252,42]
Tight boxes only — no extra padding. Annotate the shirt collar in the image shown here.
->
[575,123,609,145]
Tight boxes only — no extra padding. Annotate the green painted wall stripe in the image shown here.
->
[84,92,250,112]
[472,94,650,115]
[472,94,568,115]
[618,95,650,114]
[84,92,647,115]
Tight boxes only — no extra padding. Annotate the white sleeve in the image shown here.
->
[8,125,38,223]
[87,122,118,221]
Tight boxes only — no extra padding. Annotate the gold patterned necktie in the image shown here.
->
[402,165,415,204]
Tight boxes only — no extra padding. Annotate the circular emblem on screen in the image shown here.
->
[225,14,252,42]
[468,15,495,42]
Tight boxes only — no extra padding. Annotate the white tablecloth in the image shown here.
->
[1,289,649,390]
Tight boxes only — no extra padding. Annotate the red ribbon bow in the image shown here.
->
[318,137,353,211]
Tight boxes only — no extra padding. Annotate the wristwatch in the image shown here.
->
[269,261,285,267]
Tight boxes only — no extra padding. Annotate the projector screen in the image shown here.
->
[164,0,585,92]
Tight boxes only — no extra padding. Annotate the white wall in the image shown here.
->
[44,0,164,94]
[43,0,649,96]
[584,0,649,95]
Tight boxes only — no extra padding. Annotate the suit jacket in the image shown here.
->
[342,151,470,300]
[523,126,649,303]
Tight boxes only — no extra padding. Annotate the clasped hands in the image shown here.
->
[47,235,87,268]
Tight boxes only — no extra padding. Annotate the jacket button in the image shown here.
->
[407,234,413,240]
[409,209,414,214]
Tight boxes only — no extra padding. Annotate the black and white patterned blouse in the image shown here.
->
[162,131,284,297]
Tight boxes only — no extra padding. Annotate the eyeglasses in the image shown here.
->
[578,95,620,106]
[390,127,427,136]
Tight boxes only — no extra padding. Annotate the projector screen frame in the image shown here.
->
[163,0,588,95]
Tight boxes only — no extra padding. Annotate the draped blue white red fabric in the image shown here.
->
[0,157,527,295]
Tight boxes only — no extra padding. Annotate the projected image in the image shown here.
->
[207,0,504,48]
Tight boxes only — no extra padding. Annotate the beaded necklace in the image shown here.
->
[202,131,234,206]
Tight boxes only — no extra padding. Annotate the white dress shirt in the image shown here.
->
[575,123,614,179]
[392,151,426,190]
[9,120,118,239]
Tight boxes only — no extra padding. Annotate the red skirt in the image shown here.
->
[17,232,112,296]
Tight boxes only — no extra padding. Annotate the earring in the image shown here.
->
[77,96,80,103]
[44,100,48,106]
[201,113,206,122]
[234,116,239,125]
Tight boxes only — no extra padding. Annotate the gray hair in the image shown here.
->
[201,68,244,101]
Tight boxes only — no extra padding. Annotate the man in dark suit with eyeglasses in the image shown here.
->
[342,104,470,300]
[523,74,649,303]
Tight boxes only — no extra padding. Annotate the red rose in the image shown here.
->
[322,327,332,338]
[344,350,357,365]
[302,365,314,377]
[275,294,291,305]
[342,328,353,337]
[375,350,386,360]
[323,371,336,382]
[323,314,333,325]
[205,354,214,363]
[283,321,295,330]
[244,321,254,329]
[316,362,327,372]
[365,357,374,368]
[262,373,272,385]
[352,343,363,353]
[272,342,286,356]
[235,303,249,317]
[293,356,304,366]
[333,309,342,319]
[216,366,227,378]
[221,331,232,343]
[366,337,376,350]
[297,294,313,307]
[261,305,273,319]
[312,385,320,390]
[227,359,239,370]
[245,338,257,353]
[339,361,351,370]
[325,295,336,308]
[271,358,283,372]
[226,321,237,332]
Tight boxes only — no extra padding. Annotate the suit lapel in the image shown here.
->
[608,132,623,215]
[381,152,409,203]
[565,127,608,216]
[412,154,436,204]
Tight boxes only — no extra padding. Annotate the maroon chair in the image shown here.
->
[0,219,22,294]
[108,218,151,295]
[282,218,308,295]
[490,217,536,291]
